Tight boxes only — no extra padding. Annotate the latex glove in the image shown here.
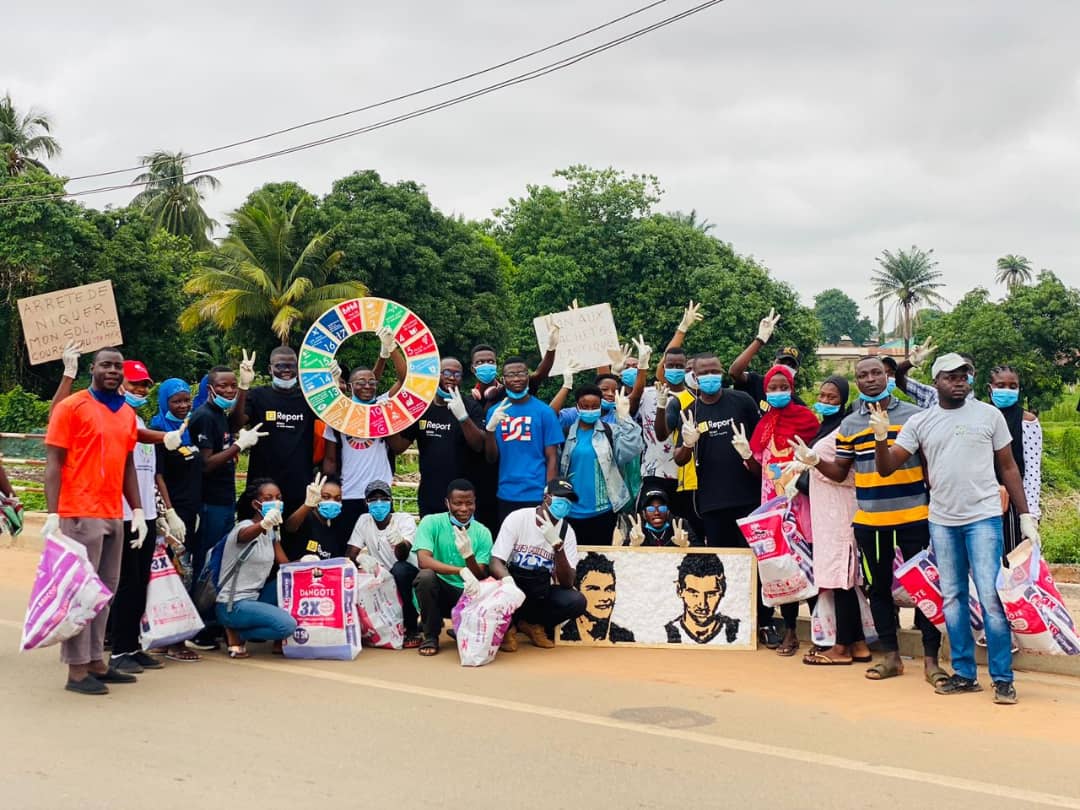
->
[672,519,691,548]
[627,515,645,547]
[485,399,513,432]
[500,574,515,589]
[781,459,808,479]
[678,300,704,334]
[561,355,581,391]
[259,507,283,533]
[235,422,269,451]
[756,308,781,344]
[238,349,256,391]
[910,336,937,367]
[789,436,820,467]
[611,522,626,546]
[868,404,890,441]
[130,508,148,549]
[305,472,327,508]
[1019,513,1041,544]
[355,553,378,574]
[632,334,653,371]
[156,517,170,539]
[163,419,188,451]
[680,410,700,448]
[460,567,480,598]
[569,298,580,310]
[538,516,564,550]
[62,340,81,379]
[446,387,469,422]
[614,389,631,421]
[783,470,803,500]
[607,344,632,374]
[655,382,670,410]
[164,508,186,544]
[544,315,561,352]
[453,525,474,559]
[731,422,752,460]
[42,512,60,539]
[377,326,395,359]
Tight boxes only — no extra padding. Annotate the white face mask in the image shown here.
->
[684,371,699,391]
[272,375,298,390]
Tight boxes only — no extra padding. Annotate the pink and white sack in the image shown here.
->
[738,496,817,606]
[810,588,879,647]
[139,540,204,649]
[354,555,406,650]
[893,548,984,635]
[21,533,113,651]
[278,558,361,660]
[451,577,525,667]
[997,539,1080,656]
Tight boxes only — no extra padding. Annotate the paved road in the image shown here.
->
[1,545,1078,810]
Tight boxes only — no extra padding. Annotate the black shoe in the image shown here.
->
[95,666,137,684]
[935,674,982,695]
[131,651,164,670]
[187,632,220,651]
[758,625,782,649]
[110,654,143,675]
[65,675,109,695]
[993,681,1018,705]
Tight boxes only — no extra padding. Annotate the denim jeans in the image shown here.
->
[930,516,1013,683]
[215,598,297,642]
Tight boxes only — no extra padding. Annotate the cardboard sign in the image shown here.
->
[18,281,123,365]
[557,547,757,650]
[533,303,620,374]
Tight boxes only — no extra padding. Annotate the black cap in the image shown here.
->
[879,355,898,372]
[775,346,800,368]
[545,478,579,502]
[364,479,392,499]
[640,489,669,505]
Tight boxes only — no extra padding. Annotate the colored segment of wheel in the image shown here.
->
[298,298,440,438]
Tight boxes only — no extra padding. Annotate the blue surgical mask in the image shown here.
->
[548,496,572,521]
[578,408,601,425]
[859,389,890,403]
[448,513,472,528]
[620,369,639,388]
[991,388,1020,408]
[259,500,283,518]
[664,368,686,386]
[814,402,840,417]
[766,392,791,409]
[474,364,497,384]
[967,374,975,386]
[367,500,392,522]
[124,393,147,409]
[697,373,723,395]
[317,501,342,520]
[886,378,897,395]
[505,388,528,401]
[212,391,236,410]
[352,396,377,405]
[272,375,298,390]
[601,399,615,414]
[435,387,454,400]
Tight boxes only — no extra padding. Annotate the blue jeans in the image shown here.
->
[194,503,236,583]
[930,516,1012,684]
[215,598,297,642]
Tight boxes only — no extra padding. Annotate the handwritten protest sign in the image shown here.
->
[533,303,620,374]
[18,281,123,365]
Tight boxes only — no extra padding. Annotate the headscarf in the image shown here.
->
[995,398,1025,480]
[191,374,211,411]
[750,364,820,456]
[811,374,851,447]
[149,378,192,445]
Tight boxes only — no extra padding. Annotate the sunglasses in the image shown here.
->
[644,505,669,515]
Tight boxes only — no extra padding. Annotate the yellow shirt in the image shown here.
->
[673,389,698,492]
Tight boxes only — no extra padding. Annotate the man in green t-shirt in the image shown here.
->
[413,478,493,656]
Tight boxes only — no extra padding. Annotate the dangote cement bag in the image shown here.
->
[21,533,113,651]
[354,555,405,650]
[139,540,204,649]
[997,539,1080,656]
[278,558,361,660]
[893,548,983,635]
[738,497,817,606]
[451,577,525,667]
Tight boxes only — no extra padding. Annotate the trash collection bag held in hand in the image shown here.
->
[451,577,526,667]
[893,548,983,634]
[997,539,1080,656]
[738,497,817,607]
[354,556,405,650]
[139,540,204,649]
[810,588,878,648]
[278,558,361,660]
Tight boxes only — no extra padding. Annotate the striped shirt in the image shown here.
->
[835,398,929,527]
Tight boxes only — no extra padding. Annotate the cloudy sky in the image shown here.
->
[6,0,1079,320]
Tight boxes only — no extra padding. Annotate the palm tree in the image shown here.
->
[180,191,367,346]
[995,254,1033,290]
[871,246,947,357]
[0,92,61,175]
[670,209,716,233]
[132,151,220,248]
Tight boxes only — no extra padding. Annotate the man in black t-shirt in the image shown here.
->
[727,308,805,413]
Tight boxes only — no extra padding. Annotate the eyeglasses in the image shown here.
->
[440,370,463,379]
[503,371,529,380]
[644,505,669,515]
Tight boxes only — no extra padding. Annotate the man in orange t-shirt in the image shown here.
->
[44,347,146,695]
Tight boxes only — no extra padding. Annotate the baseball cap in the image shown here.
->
[931,352,971,379]
[123,360,153,384]
[775,347,800,368]
[640,489,669,505]
[545,478,579,502]
[364,479,393,499]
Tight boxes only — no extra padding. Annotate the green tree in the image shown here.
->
[0,92,61,175]
[180,190,366,346]
[995,254,1033,290]
[814,288,872,344]
[132,151,220,248]
[871,245,946,357]
[669,209,716,233]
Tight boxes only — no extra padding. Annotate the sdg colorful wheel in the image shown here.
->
[298,298,440,438]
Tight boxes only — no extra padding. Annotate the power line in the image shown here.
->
[0,0,723,207]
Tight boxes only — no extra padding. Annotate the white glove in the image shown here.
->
[868,404,890,442]
[62,340,81,379]
[632,334,653,371]
[130,508,148,549]
[544,315,561,352]
[614,390,631,421]
[612,522,626,546]
[235,422,269,451]
[756,308,782,344]
[446,387,469,422]
[680,410,700,448]
[164,508,186,544]
[156,517,170,540]
[162,419,188,451]
[305,472,326,508]
[569,298,580,310]
[678,300,704,334]
[627,515,645,547]
[485,399,513,432]
[460,567,480,598]
[453,525,474,559]
[561,355,581,391]
[656,382,670,410]
[731,422,752,460]
[607,344,632,374]
[789,436,820,467]
[672,519,691,548]
[238,348,256,391]
[259,507,283,533]
[1019,513,1041,544]
[377,326,395,359]
[355,553,379,574]
[538,516,564,550]
[910,336,936,367]
[783,470,803,500]
[781,459,808,478]
[42,512,60,539]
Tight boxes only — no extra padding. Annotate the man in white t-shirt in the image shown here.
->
[489,479,587,651]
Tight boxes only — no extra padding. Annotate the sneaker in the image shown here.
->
[993,681,1018,705]
[187,634,220,651]
[758,625,782,649]
[518,621,554,649]
[131,651,164,670]
[65,674,109,696]
[110,653,144,675]
[934,674,983,695]
[95,667,138,684]
[500,630,518,653]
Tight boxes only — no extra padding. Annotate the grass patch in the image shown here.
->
[1042,494,1080,564]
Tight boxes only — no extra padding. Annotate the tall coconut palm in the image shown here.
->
[995,254,1033,291]
[870,246,947,357]
[132,151,220,248]
[0,92,61,175]
[670,208,716,233]
[180,191,367,346]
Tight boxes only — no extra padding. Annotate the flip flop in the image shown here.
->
[865,660,903,680]
[802,651,853,666]
[852,654,873,663]
[418,637,440,657]
[925,665,951,688]
[165,647,200,662]
[776,638,800,657]
[403,633,424,650]
[227,646,249,659]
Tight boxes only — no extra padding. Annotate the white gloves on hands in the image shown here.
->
[868,404,890,442]
[235,422,269,451]
[614,390,631,421]
[538,516,564,551]
[446,387,469,422]
[453,525,474,559]
[260,507,283,533]
[164,508,186,544]
[672,519,691,548]
[485,399,513,432]
[910,336,936,368]
[377,327,395,359]
[789,436,820,467]
[42,512,60,539]
[756,308,781,344]
[238,349,256,391]
[62,340,81,379]
[460,567,481,598]
[680,410,700,448]
[561,355,581,391]
[656,382,670,410]
[305,472,326,508]
[627,515,645,547]
[731,422,752,460]
[544,315,562,352]
[678,300,704,334]
[163,419,188,451]
[130,508,148,549]
[1019,513,1041,544]
[632,334,653,372]
[607,344,632,374]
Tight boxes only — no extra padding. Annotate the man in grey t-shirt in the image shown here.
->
[873,353,1039,706]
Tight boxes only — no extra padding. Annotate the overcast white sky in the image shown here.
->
[5,0,1079,319]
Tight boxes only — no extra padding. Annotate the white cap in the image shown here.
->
[931,352,971,379]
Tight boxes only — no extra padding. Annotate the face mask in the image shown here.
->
[212,391,236,410]
[620,369,639,388]
[548,496,572,521]
[601,399,615,414]
[505,388,528,400]
[991,388,1020,408]
[164,410,186,427]
[697,374,723,395]
[124,393,147,409]
[317,501,342,520]
[352,395,376,405]
[858,388,890,403]
[578,408,601,425]
[474,364,497,384]
[664,368,686,386]
[272,375,298,390]
[435,387,454,400]
[448,513,472,528]
[766,391,791,409]
[367,500,392,522]
[967,374,975,387]
[886,378,897,395]
[814,402,840,417]
[259,500,283,518]
[684,371,699,391]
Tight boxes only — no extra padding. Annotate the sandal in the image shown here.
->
[776,638,800,657]
[924,664,951,688]
[865,660,904,680]
[852,654,873,663]
[803,651,853,666]
[418,637,440,657]
[403,632,424,650]
[165,647,200,662]
[227,645,249,659]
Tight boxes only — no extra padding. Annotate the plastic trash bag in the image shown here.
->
[997,539,1080,656]
[738,497,817,606]
[278,558,361,660]
[139,540,204,649]
[451,577,526,667]
[354,555,405,650]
